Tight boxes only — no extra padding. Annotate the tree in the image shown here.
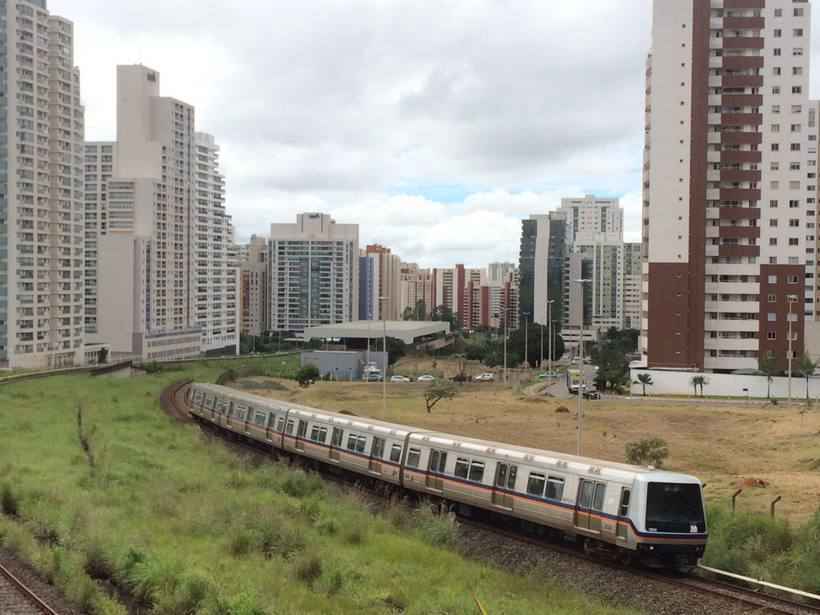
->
[97,346,109,365]
[690,375,707,397]
[635,373,653,397]
[384,337,406,366]
[423,382,458,413]
[414,299,427,321]
[402,306,414,321]
[626,438,669,468]
[758,356,779,400]
[507,323,565,368]
[432,305,462,331]
[296,365,320,387]
[798,354,818,404]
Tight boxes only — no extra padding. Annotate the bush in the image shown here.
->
[281,471,324,499]
[625,437,669,468]
[85,542,116,581]
[296,365,320,386]
[1,484,19,517]
[414,508,457,548]
[294,554,322,586]
[216,369,238,385]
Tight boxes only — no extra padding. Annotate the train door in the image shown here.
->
[295,420,307,451]
[369,437,385,474]
[426,449,446,491]
[492,463,516,510]
[265,413,274,442]
[616,487,631,541]
[574,479,595,531]
[225,402,233,428]
[330,427,343,462]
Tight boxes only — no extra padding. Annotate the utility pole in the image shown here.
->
[380,296,389,416]
[523,312,529,369]
[574,279,592,456]
[547,299,554,377]
[503,308,509,385]
[540,324,544,370]
[788,297,794,402]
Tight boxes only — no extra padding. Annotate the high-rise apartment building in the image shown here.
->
[0,1,86,368]
[83,141,114,335]
[240,235,268,337]
[623,243,642,330]
[191,132,238,354]
[269,213,359,335]
[359,244,401,321]
[519,214,566,327]
[643,0,814,372]
[91,66,237,361]
[399,263,434,319]
[559,195,623,244]
[487,262,517,283]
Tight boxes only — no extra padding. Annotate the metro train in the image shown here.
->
[189,383,708,570]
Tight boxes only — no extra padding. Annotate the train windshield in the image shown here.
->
[646,483,705,533]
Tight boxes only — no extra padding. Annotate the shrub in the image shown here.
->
[294,554,322,587]
[343,523,367,546]
[296,365,320,386]
[414,508,457,547]
[154,572,211,615]
[84,542,115,581]
[228,528,255,558]
[259,525,305,560]
[281,471,324,499]
[1,484,19,517]
[625,437,669,468]
[216,369,238,385]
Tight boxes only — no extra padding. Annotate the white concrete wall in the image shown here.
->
[630,368,820,399]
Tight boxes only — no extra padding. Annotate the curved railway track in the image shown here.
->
[162,381,820,615]
[0,561,60,615]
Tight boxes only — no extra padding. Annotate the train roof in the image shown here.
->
[193,383,701,486]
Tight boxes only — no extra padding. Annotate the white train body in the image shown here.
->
[189,384,707,566]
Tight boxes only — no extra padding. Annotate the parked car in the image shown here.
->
[583,390,601,400]
[474,373,496,382]
[363,368,383,382]
[390,375,411,383]
[417,375,436,383]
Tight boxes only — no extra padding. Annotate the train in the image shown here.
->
[189,383,708,570]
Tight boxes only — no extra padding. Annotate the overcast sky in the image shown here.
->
[49,0,820,267]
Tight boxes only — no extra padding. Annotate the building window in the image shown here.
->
[770,200,779,208]
[768,331,777,340]
[773,67,782,76]
[794,29,804,37]
[768,294,777,303]
[774,29,782,38]
[770,219,778,227]
[792,86,803,94]
[788,275,800,284]
[770,238,778,246]
[789,238,799,246]
[774,48,782,56]
[772,86,781,95]
[768,275,777,284]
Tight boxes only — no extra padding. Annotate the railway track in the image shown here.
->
[0,561,60,615]
[164,381,820,615]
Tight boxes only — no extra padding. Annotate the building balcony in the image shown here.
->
[704,318,759,333]
[720,188,760,202]
[718,226,761,240]
[718,245,760,258]
[722,56,764,71]
[721,150,761,164]
[723,16,765,30]
[721,113,763,127]
[722,37,764,50]
[724,0,764,8]
[720,168,761,183]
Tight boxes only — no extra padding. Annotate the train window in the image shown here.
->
[297,420,308,438]
[496,463,518,490]
[454,458,470,479]
[428,450,447,474]
[469,461,485,483]
[406,447,421,468]
[276,417,286,432]
[546,476,565,501]
[527,473,546,497]
[310,426,328,443]
[578,480,595,508]
[592,483,607,511]
[254,412,266,427]
[389,444,402,463]
[619,488,631,517]
[204,396,215,409]
[371,437,385,459]
[286,419,295,435]
[347,434,367,453]
[331,427,344,447]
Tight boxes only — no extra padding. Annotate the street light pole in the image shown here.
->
[547,300,554,377]
[540,324,544,370]
[380,296,390,416]
[788,298,794,402]
[523,312,529,369]
[574,279,592,456]
[503,308,509,385]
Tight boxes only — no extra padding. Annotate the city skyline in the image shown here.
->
[47,0,666,268]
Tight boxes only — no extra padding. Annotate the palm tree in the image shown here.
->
[798,354,818,404]
[690,375,706,397]
[635,373,653,397]
[758,356,779,400]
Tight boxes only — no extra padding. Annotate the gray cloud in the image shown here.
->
[55,0,661,266]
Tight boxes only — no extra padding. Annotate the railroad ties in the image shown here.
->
[0,561,60,615]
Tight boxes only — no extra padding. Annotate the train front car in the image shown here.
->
[632,473,707,571]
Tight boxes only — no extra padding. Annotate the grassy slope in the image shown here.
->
[0,358,636,615]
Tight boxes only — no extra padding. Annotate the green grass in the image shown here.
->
[703,506,820,593]
[0,358,635,615]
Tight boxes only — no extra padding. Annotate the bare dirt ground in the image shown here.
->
[241,374,820,523]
